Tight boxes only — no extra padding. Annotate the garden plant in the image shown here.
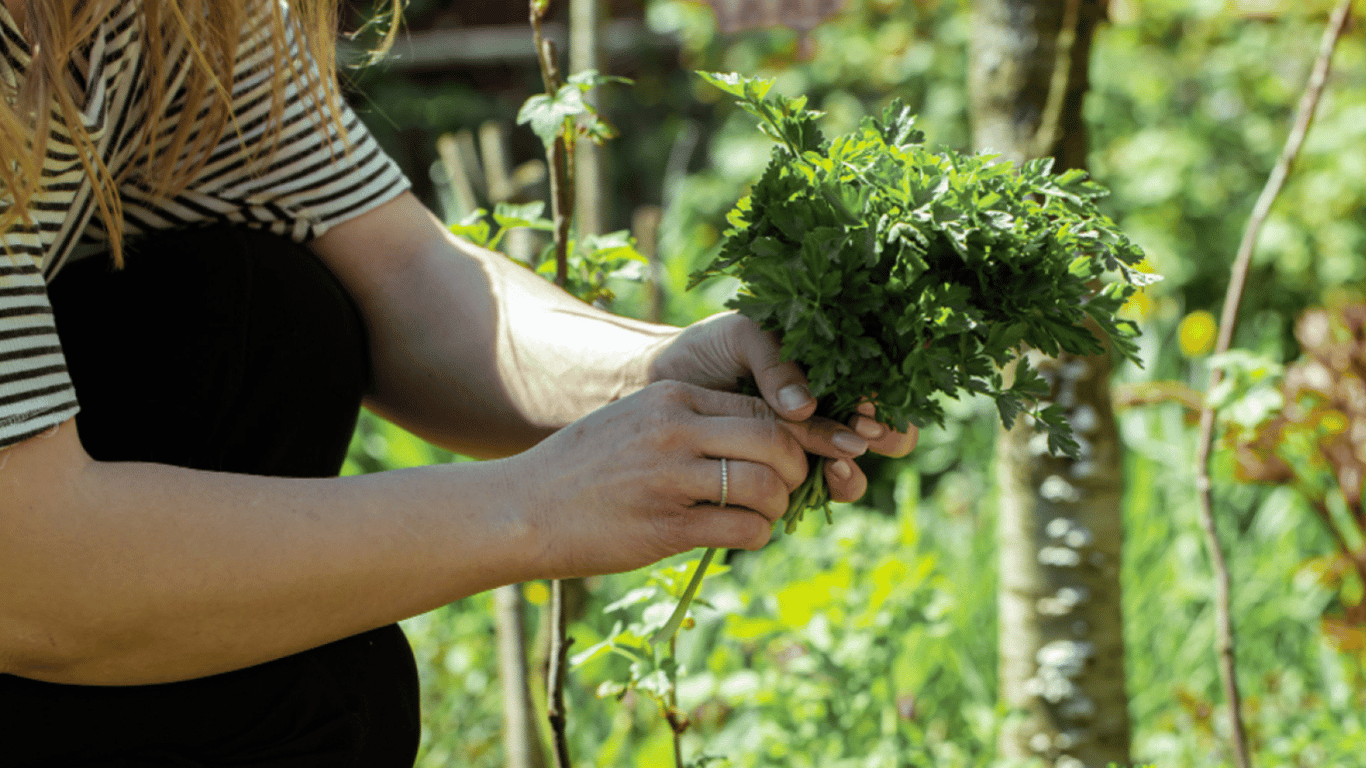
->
[656,71,1152,653]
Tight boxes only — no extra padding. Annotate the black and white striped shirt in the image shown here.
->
[0,3,411,448]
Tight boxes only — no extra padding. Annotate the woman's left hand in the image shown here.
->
[646,312,918,503]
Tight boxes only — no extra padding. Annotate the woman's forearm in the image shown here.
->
[363,236,679,456]
[1,376,827,687]
[312,193,682,459]
[0,424,538,686]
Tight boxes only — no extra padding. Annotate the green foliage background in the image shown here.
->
[342,0,1366,765]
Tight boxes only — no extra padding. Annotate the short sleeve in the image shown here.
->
[0,243,79,449]
[117,14,412,243]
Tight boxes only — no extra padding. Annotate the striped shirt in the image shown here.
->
[0,3,411,449]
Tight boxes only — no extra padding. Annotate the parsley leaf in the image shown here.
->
[690,73,1157,530]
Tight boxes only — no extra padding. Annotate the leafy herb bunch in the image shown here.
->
[690,72,1156,530]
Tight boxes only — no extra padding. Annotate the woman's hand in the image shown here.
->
[645,312,918,502]
[503,380,870,579]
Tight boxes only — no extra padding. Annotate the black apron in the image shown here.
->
[0,226,421,767]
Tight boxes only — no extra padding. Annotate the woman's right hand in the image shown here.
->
[501,380,862,579]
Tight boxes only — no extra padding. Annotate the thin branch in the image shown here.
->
[546,579,574,768]
[557,121,577,287]
[549,128,573,287]
[530,22,574,289]
[531,4,576,765]
[664,633,691,768]
[1193,4,1353,767]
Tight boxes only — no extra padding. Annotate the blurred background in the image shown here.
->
[336,1,1366,765]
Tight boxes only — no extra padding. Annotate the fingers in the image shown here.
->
[678,506,775,551]
[725,317,818,421]
[676,383,868,466]
[685,457,790,522]
[651,382,911,518]
[850,401,918,458]
[782,413,869,461]
[657,315,914,461]
[692,417,810,492]
[824,457,869,503]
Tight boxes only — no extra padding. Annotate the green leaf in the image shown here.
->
[996,391,1024,430]
[604,586,660,614]
[448,208,492,247]
[871,99,924,148]
[1009,359,1051,399]
[697,70,773,100]
[519,71,633,150]
[492,201,552,232]
[517,90,579,148]
[570,638,614,668]
[579,230,647,265]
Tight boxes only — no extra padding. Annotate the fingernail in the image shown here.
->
[831,460,852,480]
[855,419,885,440]
[833,431,867,455]
[778,384,812,412]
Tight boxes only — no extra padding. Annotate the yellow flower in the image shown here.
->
[1179,310,1218,357]
[523,581,551,606]
[1320,410,1349,436]
[1122,288,1153,320]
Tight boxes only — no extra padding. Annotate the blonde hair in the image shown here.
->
[0,0,402,267]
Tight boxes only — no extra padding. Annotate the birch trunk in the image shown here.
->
[968,1,1133,765]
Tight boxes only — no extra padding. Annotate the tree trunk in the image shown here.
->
[968,2,1134,766]
[571,0,605,237]
[495,584,548,768]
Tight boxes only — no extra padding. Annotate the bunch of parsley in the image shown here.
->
[690,72,1155,532]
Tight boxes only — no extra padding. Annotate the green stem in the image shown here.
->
[652,428,840,648]
[652,547,718,647]
[784,456,831,533]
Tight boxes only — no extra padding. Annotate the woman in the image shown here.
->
[0,1,914,764]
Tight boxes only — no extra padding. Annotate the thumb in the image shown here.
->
[735,322,817,421]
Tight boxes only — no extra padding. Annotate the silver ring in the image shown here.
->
[719,458,729,508]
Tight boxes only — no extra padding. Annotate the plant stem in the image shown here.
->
[530,5,572,288]
[655,450,834,647]
[548,129,573,287]
[555,129,576,287]
[546,578,573,768]
[1194,4,1351,767]
[530,4,576,765]
[653,547,717,647]
[665,634,687,768]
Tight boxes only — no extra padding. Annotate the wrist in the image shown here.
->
[464,456,553,584]
[636,326,685,389]
[646,312,750,392]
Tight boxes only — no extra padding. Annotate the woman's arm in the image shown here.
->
[0,419,535,686]
[310,192,678,458]
[0,378,813,686]
[308,192,912,476]
[0,193,906,689]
